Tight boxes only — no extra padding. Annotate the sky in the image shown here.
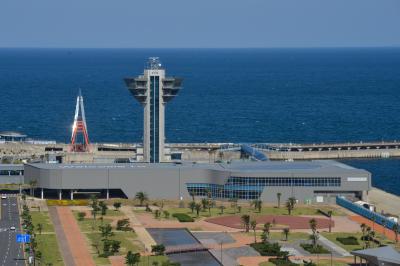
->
[0,0,399,48]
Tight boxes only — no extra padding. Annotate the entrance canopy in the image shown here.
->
[351,246,400,266]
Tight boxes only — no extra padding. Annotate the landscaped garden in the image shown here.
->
[22,206,63,265]
[322,231,396,252]
[72,197,145,265]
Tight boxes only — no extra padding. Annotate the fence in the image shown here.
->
[336,196,399,231]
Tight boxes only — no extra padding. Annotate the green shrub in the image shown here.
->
[77,212,86,221]
[172,213,194,222]
[269,258,297,266]
[336,236,359,245]
[250,242,285,256]
[300,243,330,254]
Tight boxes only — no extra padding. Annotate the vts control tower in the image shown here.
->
[124,57,183,163]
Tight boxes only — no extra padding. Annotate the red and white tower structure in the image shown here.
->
[70,91,90,152]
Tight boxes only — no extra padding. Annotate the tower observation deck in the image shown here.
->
[124,57,183,163]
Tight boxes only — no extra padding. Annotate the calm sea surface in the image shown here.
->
[0,48,399,195]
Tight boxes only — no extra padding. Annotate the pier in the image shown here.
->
[1,140,400,163]
[258,141,400,160]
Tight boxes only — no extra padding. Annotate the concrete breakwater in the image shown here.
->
[1,141,400,163]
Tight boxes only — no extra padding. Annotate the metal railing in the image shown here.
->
[336,196,399,231]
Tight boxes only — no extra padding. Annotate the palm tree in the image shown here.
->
[286,197,297,215]
[195,203,202,217]
[29,179,37,196]
[309,218,318,248]
[241,214,250,232]
[277,192,282,208]
[283,228,290,241]
[89,194,99,228]
[99,201,108,216]
[285,200,293,215]
[201,198,208,211]
[250,200,257,210]
[125,251,140,266]
[392,223,399,243]
[190,192,195,202]
[113,202,122,211]
[365,226,372,248]
[256,200,262,213]
[135,191,148,206]
[189,201,196,213]
[361,224,367,248]
[360,223,367,238]
[289,197,296,209]
[250,220,257,243]
[37,223,43,235]
[263,222,271,239]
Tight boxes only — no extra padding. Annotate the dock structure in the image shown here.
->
[1,141,400,163]
[259,141,400,160]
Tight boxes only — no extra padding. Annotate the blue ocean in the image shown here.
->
[0,48,399,195]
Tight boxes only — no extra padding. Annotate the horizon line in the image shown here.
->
[1,45,400,50]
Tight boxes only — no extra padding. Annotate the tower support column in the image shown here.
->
[106,189,109,200]
[70,190,74,200]
[41,188,44,200]
[58,190,62,200]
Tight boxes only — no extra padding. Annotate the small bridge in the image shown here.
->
[165,243,208,255]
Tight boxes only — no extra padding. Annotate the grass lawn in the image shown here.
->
[30,211,63,265]
[166,205,344,220]
[138,255,169,266]
[85,231,143,265]
[73,212,113,232]
[314,259,349,266]
[31,211,54,233]
[269,232,309,243]
[259,261,275,266]
[321,232,396,252]
[35,233,64,266]
[259,259,348,266]
[247,231,310,244]
[73,208,146,265]
[104,209,123,216]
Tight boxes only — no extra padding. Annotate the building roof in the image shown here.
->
[351,246,400,265]
[25,160,370,176]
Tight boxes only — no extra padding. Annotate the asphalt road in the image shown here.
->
[0,196,25,266]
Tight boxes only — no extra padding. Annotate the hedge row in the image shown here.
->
[46,199,89,206]
[336,236,359,245]
[300,243,330,254]
[172,213,194,222]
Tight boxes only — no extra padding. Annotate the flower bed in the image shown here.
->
[46,199,89,206]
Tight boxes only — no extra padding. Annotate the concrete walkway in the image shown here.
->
[48,207,75,266]
[318,235,351,257]
[56,207,96,266]
[119,206,156,252]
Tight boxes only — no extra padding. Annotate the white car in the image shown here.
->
[1,195,6,199]
[10,226,16,231]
